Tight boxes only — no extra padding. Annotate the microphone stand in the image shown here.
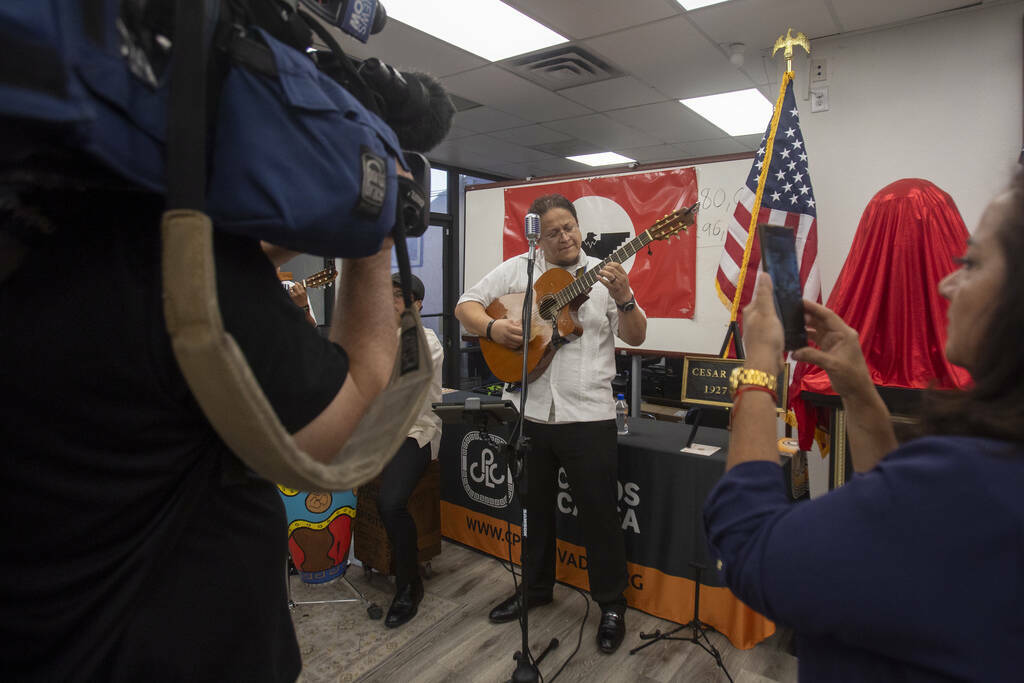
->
[507,233,558,683]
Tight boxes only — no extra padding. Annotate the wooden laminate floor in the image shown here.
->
[299,540,798,683]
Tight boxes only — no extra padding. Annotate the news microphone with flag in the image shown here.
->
[525,212,541,244]
[296,0,387,42]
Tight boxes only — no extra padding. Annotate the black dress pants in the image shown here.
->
[521,420,627,611]
[378,437,431,588]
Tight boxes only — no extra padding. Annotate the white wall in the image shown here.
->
[459,2,1023,346]
[796,1,1023,299]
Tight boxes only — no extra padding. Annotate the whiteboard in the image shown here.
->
[463,157,753,354]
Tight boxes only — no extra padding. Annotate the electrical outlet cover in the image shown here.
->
[811,58,827,82]
[810,86,829,112]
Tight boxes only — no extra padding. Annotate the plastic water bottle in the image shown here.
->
[615,394,629,436]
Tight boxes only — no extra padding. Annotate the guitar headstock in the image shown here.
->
[649,201,699,241]
[303,266,339,289]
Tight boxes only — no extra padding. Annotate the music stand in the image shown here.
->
[629,564,733,682]
[432,396,519,430]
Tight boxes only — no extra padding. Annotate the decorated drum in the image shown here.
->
[278,486,357,584]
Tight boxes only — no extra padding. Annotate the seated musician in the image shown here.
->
[453,193,647,654]
[380,273,444,628]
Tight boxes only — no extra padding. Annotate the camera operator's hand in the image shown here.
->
[294,236,397,463]
[741,274,784,376]
[490,318,523,350]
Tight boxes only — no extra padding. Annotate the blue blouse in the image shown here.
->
[703,436,1024,681]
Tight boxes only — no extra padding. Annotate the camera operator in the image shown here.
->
[0,154,416,681]
[0,0,456,676]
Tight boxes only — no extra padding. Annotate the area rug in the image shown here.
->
[291,573,459,682]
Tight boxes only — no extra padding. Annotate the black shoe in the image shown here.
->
[487,591,553,624]
[597,609,626,654]
[385,578,424,629]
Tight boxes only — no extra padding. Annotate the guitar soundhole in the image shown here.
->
[537,296,558,321]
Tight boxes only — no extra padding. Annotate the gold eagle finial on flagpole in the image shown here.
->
[772,28,811,72]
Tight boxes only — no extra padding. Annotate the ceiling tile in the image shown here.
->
[733,133,765,151]
[583,15,758,99]
[454,135,557,164]
[676,137,749,158]
[558,76,667,111]
[543,114,662,149]
[687,0,841,50]
[498,157,586,179]
[605,101,726,143]
[489,125,574,146]
[828,0,974,33]
[505,0,680,40]
[444,124,479,140]
[328,21,486,77]
[453,107,531,134]
[442,66,593,122]
[531,139,606,157]
[616,144,694,164]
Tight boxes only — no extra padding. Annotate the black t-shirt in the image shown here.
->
[0,189,348,681]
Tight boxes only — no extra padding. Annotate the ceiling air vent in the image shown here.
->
[504,46,621,91]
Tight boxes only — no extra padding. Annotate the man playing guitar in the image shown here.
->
[454,193,646,655]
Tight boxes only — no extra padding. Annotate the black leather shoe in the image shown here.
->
[488,591,553,624]
[597,609,625,654]
[385,578,424,629]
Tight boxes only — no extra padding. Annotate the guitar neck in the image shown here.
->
[551,230,654,308]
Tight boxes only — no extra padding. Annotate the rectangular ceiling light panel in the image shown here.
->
[679,89,773,136]
[566,152,636,167]
[384,0,568,62]
[675,0,731,9]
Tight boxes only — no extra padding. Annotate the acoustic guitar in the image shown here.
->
[278,266,339,288]
[480,204,697,383]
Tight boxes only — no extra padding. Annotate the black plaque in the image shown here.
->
[681,356,788,410]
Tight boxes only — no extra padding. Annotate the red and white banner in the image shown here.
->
[502,168,698,319]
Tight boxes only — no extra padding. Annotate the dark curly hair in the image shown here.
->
[528,194,577,222]
[919,168,1024,442]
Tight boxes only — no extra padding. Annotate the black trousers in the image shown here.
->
[521,420,627,612]
[378,437,431,588]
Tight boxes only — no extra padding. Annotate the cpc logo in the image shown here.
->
[461,431,514,509]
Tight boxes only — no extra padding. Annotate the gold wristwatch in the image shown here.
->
[729,366,777,398]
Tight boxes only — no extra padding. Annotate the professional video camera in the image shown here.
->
[0,0,447,494]
[114,0,454,242]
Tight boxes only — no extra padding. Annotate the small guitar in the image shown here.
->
[480,203,698,383]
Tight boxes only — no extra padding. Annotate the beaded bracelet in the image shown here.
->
[729,385,778,426]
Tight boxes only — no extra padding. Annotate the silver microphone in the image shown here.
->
[525,212,541,245]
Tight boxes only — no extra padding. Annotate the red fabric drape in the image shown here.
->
[791,179,972,449]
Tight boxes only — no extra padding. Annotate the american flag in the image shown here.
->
[715,73,821,322]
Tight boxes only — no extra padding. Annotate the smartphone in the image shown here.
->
[757,224,808,350]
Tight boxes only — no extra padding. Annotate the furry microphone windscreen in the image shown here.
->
[359,58,455,153]
[392,71,455,153]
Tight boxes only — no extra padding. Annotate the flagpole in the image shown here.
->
[727,71,791,323]
[720,28,811,358]
[718,73,791,359]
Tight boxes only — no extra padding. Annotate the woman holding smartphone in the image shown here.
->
[704,172,1024,681]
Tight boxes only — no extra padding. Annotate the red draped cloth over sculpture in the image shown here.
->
[791,179,972,450]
